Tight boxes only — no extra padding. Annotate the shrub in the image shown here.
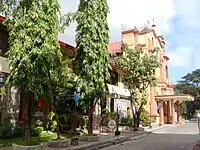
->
[14,124,23,137]
[101,109,116,126]
[47,112,58,132]
[140,108,151,127]
[34,120,44,135]
[0,123,23,139]
[120,116,133,127]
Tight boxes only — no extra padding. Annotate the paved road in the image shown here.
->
[102,120,200,150]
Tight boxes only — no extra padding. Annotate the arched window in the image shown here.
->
[148,39,152,50]
[166,66,169,78]
[152,37,154,49]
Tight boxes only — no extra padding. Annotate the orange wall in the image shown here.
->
[121,26,174,116]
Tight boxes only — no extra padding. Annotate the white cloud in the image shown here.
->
[167,0,200,69]
[167,47,193,68]
[108,0,175,34]
[58,0,200,72]
[173,0,200,28]
[58,0,175,45]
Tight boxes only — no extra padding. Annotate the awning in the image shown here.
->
[155,94,194,102]
[107,84,130,97]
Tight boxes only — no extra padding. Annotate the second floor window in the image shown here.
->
[110,71,118,86]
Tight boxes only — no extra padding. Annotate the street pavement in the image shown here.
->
[102,119,200,150]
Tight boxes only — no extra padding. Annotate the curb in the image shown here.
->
[66,132,149,150]
[191,140,200,150]
[146,125,173,132]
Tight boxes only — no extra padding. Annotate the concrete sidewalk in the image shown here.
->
[65,131,148,150]
[0,131,148,150]
[1,122,182,150]
[144,119,189,132]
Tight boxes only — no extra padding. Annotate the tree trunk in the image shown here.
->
[24,91,32,146]
[130,100,138,131]
[133,113,138,131]
[137,110,141,128]
[133,105,143,131]
[55,112,61,139]
[51,104,60,139]
[88,102,93,135]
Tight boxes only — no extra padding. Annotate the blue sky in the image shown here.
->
[58,0,200,83]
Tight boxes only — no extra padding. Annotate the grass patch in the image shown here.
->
[0,136,50,147]
[0,132,72,147]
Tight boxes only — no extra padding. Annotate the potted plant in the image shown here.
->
[46,112,70,148]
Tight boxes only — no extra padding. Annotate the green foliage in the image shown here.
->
[34,120,44,135]
[116,44,160,129]
[117,45,161,105]
[195,109,200,114]
[52,60,76,115]
[0,87,5,95]
[39,131,57,139]
[175,69,200,98]
[47,111,58,132]
[140,108,151,127]
[73,0,111,103]
[101,109,117,126]
[120,116,133,127]
[0,0,17,15]
[175,69,200,118]
[0,135,56,147]
[3,0,63,101]
[0,123,23,139]
[36,120,43,126]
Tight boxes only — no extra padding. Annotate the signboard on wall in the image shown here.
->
[115,99,132,118]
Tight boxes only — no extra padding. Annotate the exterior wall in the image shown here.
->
[0,56,9,73]
[0,24,19,124]
[0,86,20,125]
[121,25,173,124]
[122,32,135,47]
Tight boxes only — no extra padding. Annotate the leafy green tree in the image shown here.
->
[2,0,63,145]
[116,44,161,131]
[175,69,200,119]
[50,60,76,138]
[74,0,111,135]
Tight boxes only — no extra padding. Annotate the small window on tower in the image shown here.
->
[152,37,154,49]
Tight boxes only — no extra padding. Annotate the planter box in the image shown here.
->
[47,139,69,148]
[12,144,43,150]
[79,135,100,142]
[101,126,111,133]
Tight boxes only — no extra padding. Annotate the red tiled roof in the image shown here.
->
[59,41,75,51]
[0,16,4,22]
[108,42,122,53]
